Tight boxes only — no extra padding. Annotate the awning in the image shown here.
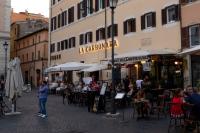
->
[178,45,200,55]
[81,64,107,72]
[46,62,91,72]
[115,49,176,59]
[114,49,177,62]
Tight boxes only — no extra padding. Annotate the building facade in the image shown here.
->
[16,28,48,87]
[10,11,48,59]
[0,0,11,78]
[181,0,200,87]
[49,0,182,87]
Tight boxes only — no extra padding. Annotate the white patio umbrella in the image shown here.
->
[5,57,24,115]
[81,64,108,72]
[48,62,91,72]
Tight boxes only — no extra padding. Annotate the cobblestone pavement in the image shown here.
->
[0,90,182,133]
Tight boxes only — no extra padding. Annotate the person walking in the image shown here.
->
[123,76,130,93]
[38,80,49,118]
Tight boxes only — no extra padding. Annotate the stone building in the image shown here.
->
[0,0,11,78]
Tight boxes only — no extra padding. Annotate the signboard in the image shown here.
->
[142,62,152,71]
[100,83,107,95]
[79,40,119,54]
[115,93,125,99]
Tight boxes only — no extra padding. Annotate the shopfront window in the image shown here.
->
[189,25,200,47]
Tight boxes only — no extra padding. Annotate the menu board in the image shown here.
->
[100,83,107,95]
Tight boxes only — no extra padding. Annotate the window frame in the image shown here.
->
[189,25,200,47]
[166,6,176,23]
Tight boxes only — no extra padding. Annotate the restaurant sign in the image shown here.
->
[79,40,119,54]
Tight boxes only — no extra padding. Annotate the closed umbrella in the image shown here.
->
[5,57,24,115]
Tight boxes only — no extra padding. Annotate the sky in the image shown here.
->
[11,0,49,17]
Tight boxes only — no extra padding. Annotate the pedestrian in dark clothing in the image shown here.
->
[38,80,49,118]
[186,92,200,120]
[123,76,130,93]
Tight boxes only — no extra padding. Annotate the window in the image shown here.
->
[124,18,136,34]
[107,24,118,38]
[189,25,200,46]
[80,34,84,45]
[95,0,105,11]
[57,42,61,51]
[32,38,34,44]
[51,18,54,31]
[96,28,105,41]
[85,32,92,44]
[52,0,56,5]
[162,5,180,25]
[51,16,57,31]
[61,11,67,26]
[50,43,55,53]
[78,2,83,19]
[141,12,156,30]
[61,40,64,50]
[181,0,197,4]
[38,51,40,60]
[64,39,68,49]
[68,6,74,24]
[69,37,76,48]
[86,0,93,15]
[58,14,61,28]
[32,52,34,61]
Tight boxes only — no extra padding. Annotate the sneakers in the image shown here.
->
[40,114,48,118]
[37,113,47,118]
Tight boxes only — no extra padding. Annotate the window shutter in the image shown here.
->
[83,0,87,17]
[73,37,76,47]
[57,14,60,28]
[114,24,118,36]
[96,29,99,41]
[90,0,93,14]
[141,15,145,30]
[85,33,88,44]
[152,12,156,27]
[123,21,127,34]
[102,0,105,9]
[77,3,80,19]
[65,39,68,49]
[175,4,180,21]
[181,27,189,49]
[54,17,57,30]
[65,11,67,25]
[89,32,92,42]
[107,26,111,38]
[101,28,105,39]
[80,34,83,45]
[131,18,136,32]
[106,0,109,7]
[95,0,99,12]
[51,18,53,31]
[162,8,167,25]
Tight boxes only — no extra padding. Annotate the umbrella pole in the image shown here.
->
[5,94,21,116]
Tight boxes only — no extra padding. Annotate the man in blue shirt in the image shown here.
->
[38,80,49,118]
[185,86,200,120]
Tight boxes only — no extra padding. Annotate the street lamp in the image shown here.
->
[3,41,8,80]
[109,0,118,114]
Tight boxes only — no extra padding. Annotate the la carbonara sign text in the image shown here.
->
[79,40,119,54]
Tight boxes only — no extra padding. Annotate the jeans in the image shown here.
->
[39,98,47,115]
